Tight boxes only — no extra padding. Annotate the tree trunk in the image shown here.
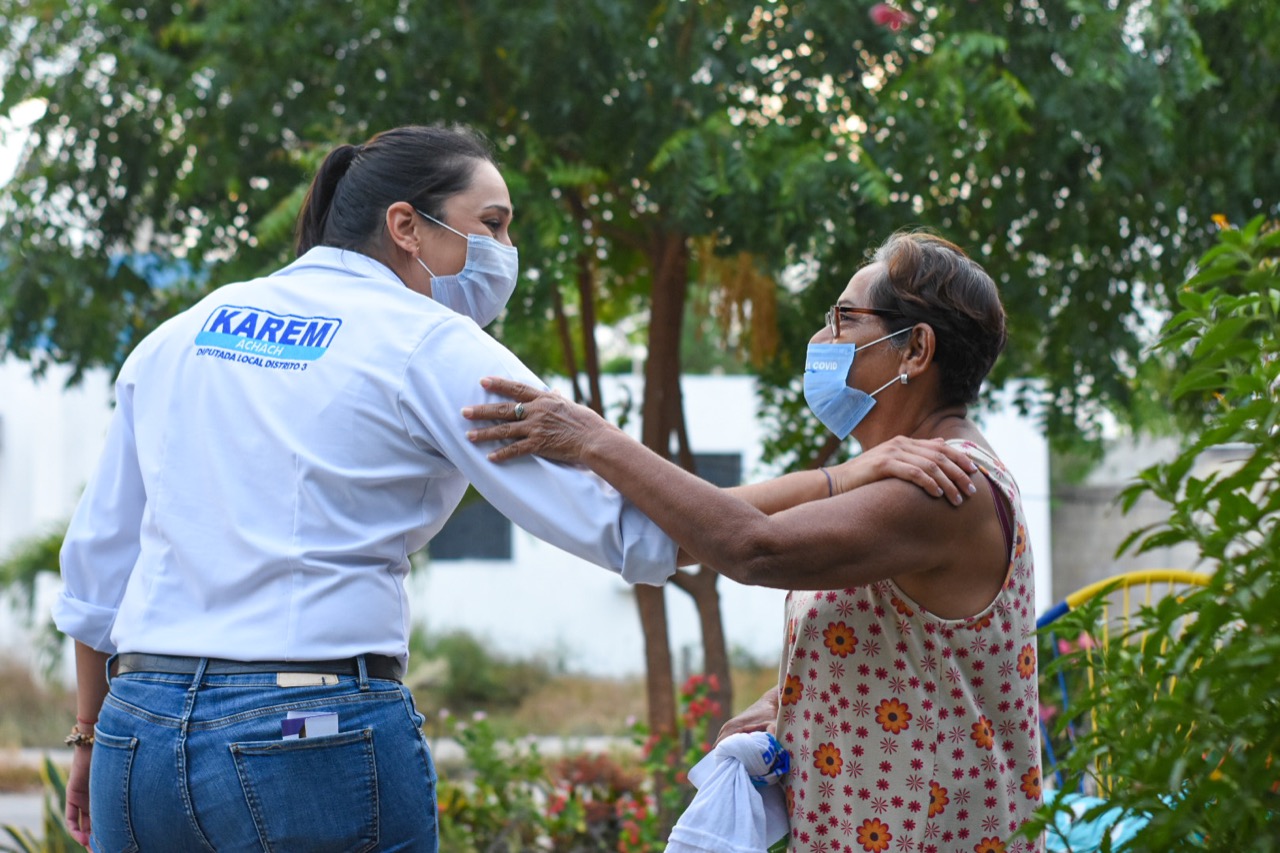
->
[566,191,605,413]
[668,392,733,737]
[575,248,605,413]
[668,567,732,738]
[637,229,690,741]
[549,279,586,405]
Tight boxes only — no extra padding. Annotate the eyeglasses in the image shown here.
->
[825,305,904,339]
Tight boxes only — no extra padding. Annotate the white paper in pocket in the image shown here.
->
[282,711,339,739]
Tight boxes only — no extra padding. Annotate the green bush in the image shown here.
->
[436,711,646,852]
[1029,216,1280,850]
[0,527,68,679]
[436,673,723,852]
[412,629,554,715]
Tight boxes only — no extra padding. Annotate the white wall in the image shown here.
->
[972,384,1053,616]
[0,366,1052,679]
[0,359,115,558]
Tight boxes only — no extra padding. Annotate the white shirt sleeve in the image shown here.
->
[53,369,147,652]
[398,319,677,585]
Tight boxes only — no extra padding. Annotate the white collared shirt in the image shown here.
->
[53,247,676,664]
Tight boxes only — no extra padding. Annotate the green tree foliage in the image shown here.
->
[0,527,61,613]
[0,527,66,675]
[2,1,1276,432]
[1030,217,1280,850]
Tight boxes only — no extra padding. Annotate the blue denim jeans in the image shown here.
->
[90,658,438,852]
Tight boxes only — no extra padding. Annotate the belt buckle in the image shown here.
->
[276,672,339,687]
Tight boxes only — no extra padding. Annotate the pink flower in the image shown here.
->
[870,3,915,31]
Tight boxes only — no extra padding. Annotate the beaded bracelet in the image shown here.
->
[64,723,95,748]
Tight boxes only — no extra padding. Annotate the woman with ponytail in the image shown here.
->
[53,125,978,850]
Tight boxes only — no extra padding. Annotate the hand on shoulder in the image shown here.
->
[827,436,978,506]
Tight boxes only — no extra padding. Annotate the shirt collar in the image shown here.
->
[277,246,407,290]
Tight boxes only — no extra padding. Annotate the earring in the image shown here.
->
[899,373,909,385]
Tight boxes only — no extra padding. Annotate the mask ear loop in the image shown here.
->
[415,207,467,239]
[869,325,913,395]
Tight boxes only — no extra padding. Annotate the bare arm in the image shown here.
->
[729,434,977,514]
[463,378,988,590]
[66,641,110,847]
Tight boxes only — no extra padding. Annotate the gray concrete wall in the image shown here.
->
[1047,438,1247,604]
[1049,484,1202,604]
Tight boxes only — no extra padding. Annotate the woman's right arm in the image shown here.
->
[462,377,989,592]
[55,369,147,848]
[403,322,678,584]
[54,376,148,649]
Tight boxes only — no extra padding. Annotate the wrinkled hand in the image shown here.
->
[65,744,92,847]
[462,377,613,463]
[715,686,780,747]
[828,436,979,505]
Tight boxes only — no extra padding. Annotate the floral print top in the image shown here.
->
[776,441,1042,853]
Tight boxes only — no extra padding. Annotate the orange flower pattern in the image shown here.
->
[781,674,802,707]
[814,742,844,778]
[856,818,893,852]
[823,620,858,657]
[875,698,913,734]
[971,715,995,750]
[777,442,1043,852]
[1021,766,1042,800]
[1017,644,1037,680]
[928,781,950,817]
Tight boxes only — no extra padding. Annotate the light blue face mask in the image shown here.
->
[415,209,519,327]
[802,328,910,439]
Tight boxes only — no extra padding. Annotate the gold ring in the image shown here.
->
[513,402,526,421]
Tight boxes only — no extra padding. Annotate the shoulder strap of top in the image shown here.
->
[946,440,1015,558]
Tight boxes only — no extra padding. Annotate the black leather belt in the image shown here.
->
[112,652,404,682]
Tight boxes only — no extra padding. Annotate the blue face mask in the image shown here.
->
[802,328,910,439]
[415,209,519,327]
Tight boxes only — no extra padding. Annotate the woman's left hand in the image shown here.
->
[462,377,614,463]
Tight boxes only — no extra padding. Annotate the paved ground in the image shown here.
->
[0,790,44,838]
[0,748,66,840]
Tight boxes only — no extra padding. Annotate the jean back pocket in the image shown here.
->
[230,727,378,853]
[89,728,141,853]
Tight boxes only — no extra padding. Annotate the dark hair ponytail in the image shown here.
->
[294,125,496,257]
[295,144,361,254]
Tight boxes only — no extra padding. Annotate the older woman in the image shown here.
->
[464,231,1042,852]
